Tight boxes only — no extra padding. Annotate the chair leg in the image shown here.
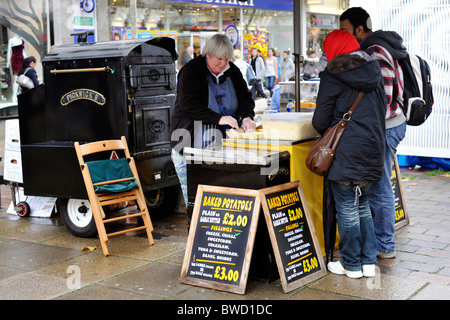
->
[135,193,154,246]
[90,200,110,256]
[99,237,110,257]
[142,209,155,246]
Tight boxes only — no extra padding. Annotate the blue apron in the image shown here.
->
[194,76,239,149]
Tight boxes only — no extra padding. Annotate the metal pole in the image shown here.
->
[240,8,244,52]
[293,0,304,112]
[218,7,223,33]
[130,0,137,39]
[46,0,51,52]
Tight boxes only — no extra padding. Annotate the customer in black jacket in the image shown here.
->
[312,30,386,279]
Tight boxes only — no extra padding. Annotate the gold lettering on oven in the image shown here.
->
[60,89,106,106]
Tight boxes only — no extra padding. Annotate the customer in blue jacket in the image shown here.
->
[17,56,39,93]
[312,30,386,279]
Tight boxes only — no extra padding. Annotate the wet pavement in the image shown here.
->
[0,165,449,303]
[0,118,449,305]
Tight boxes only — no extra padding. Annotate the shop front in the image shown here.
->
[0,0,50,108]
[106,0,295,66]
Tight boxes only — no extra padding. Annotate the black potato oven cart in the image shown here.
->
[18,37,180,237]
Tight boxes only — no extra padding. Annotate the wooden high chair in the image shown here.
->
[74,136,154,256]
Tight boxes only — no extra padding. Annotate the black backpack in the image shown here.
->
[396,54,434,126]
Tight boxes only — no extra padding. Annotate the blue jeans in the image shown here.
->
[331,181,377,271]
[369,121,407,254]
[265,76,275,96]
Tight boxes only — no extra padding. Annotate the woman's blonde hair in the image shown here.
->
[202,34,234,60]
[233,49,242,60]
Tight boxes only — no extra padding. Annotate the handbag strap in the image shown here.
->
[343,92,364,121]
[23,67,32,76]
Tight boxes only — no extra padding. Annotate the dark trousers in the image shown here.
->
[251,79,267,100]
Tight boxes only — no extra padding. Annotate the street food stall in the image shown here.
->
[221,112,331,256]
[182,112,330,287]
[17,37,180,237]
[184,147,291,281]
[183,107,332,259]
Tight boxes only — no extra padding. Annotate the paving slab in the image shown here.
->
[309,271,428,300]
[0,271,71,300]
[410,283,450,300]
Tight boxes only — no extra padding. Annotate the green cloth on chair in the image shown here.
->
[86,158,139,193]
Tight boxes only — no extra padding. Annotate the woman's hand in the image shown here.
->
[242,117,256,132]
[219,116,239,129]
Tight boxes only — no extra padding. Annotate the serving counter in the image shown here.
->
[184,147,292,281]
[223,138,333,256]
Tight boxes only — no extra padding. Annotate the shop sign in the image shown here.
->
[225,25,239,47]
[80,0,96,13]
[307,13,338,29]
[168,0,294,12]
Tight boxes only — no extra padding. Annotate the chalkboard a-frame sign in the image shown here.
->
[180,185,261,294]
[392,157,410,230]
[259,181,327,293]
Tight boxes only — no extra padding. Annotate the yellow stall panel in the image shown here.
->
[223,139,337,257]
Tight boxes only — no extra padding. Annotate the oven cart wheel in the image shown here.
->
[144,185,179,217]
[16,201,30,217]
[59,198,97,238]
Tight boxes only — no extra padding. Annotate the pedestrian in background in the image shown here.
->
[280,50,295,82]
[181,46,194,67]
[232,49,250,86]
[312,30,386,279]
[17,56,39,93]
[250,47,266,100]
[265,48,278,97]
[340,7,407,259]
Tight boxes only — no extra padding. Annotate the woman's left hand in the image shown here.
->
[242,118,256,132]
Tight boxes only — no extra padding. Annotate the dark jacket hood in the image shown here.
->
[323,58,382,93]
[360,30,408,60]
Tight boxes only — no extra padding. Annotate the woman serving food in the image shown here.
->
[171,33,256,150]
[171,34,256,205]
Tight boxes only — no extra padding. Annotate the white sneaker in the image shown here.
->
[346,269,363,278]
[327,261,346,275]
[327,261,363,279]
[362,264,376,277]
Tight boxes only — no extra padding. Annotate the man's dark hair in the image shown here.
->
[340,7,372,33]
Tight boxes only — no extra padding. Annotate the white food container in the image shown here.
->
[261,112,318,141]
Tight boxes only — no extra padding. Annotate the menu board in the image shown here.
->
[392,158,409,229]
[180,185,261,294]
[259,181,326,293]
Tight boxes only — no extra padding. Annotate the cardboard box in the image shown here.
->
[3,149,23,183]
